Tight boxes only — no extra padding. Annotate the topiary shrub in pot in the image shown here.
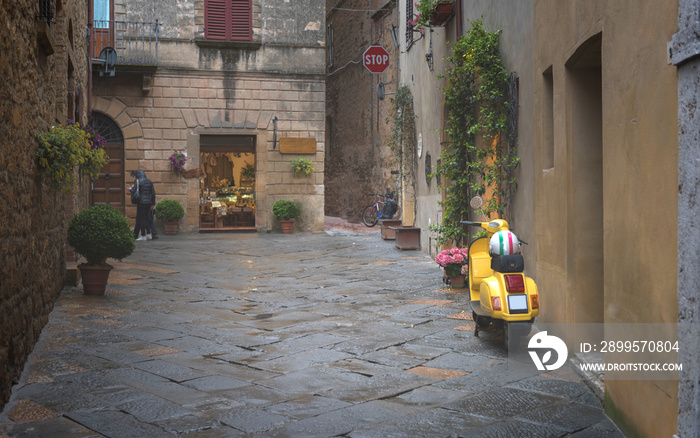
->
[272,199,300,234]
[67,204,135,295]
[154,199,185,235]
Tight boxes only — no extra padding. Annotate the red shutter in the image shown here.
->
[230,0,252,41]
[205,0,229,40]
[205,0,251,41]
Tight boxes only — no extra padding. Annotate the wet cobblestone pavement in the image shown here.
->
[0,228,625,437]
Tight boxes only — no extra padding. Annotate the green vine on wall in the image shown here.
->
[430,19,519,247]
[386,85,417,200]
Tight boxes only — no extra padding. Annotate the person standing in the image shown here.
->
[130,170,156,241]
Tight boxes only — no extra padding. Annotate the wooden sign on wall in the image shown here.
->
[279,138,316,154]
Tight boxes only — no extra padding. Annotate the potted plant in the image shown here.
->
[272,199,300,233]
[67,204,136,295]
[290,156,313,176]
[154,199,185,235]
[435,247,468,287]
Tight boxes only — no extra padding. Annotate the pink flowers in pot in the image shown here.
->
[435,247,468,277]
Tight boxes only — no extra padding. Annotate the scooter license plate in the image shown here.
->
[507,295,528,314]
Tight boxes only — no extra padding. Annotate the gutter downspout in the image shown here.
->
[87,0,93,114]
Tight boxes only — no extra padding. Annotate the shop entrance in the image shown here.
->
[199,135,256,231]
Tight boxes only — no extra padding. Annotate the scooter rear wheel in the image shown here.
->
[472,311,491,328]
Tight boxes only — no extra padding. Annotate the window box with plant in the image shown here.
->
[67,204,136,295]
[154,199,185,235]
[37,121,108,192]
[410,0,455,29]
[290,156,313,176]
[272,199,300,233]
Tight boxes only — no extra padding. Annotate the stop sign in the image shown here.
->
[363,45,390,73]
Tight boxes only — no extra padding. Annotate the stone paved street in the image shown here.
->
[0,226,624,437]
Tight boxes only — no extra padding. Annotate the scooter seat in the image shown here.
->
[491,254,524,273]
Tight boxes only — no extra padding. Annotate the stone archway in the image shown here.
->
[91,96,143,218]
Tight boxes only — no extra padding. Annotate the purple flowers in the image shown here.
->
[68,120,105,149]
[169,152,187,171]
[436,247,468,277]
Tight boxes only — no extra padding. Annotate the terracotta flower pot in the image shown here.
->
[448,275,466,288]
[78,263,113,296]
[280,219,294,234]
[164,221,178,235]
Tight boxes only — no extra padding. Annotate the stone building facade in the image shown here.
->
[325,0,401,223]
[671,0,700,435]
[0,0,91,409]
[92,0,326,233]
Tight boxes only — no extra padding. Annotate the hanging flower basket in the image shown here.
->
[169,152,187,171]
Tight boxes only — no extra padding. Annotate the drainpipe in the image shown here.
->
[87,0,93,115]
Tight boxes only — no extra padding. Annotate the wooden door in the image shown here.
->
[92,142,125,214]
[90,112,125,214]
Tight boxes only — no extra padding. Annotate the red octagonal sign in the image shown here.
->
[363,45,390,73]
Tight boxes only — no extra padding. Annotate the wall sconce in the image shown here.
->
[390,25,399,50]
[425,52,434,71]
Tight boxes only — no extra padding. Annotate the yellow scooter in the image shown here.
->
[461,209,539,351]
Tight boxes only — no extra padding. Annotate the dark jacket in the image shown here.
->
[133,170,156,205]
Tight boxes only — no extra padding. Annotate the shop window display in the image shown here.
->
[199,152,255,229]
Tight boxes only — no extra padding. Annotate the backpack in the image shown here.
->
[382,198,398,219]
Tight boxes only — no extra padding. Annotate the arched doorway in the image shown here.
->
[90,112,125,213]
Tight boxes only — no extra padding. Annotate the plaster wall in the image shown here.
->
[534,1,678,436]
[402,0,536,266]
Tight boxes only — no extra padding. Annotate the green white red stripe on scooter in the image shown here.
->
[490,230,520,255]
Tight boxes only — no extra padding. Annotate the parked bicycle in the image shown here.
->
[362,192,399,227]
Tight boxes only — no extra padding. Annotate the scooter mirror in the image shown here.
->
[470,196,483,209]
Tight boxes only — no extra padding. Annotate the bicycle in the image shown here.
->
[362,192,398,227]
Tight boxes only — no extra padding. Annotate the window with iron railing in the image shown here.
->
[91,20,159,66]
[38,0,53,24]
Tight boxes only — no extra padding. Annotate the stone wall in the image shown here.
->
[0,0,90,410]
[325,0,399,223]
[671,0,700,435]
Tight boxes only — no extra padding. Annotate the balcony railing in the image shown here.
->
[91,20,159,66]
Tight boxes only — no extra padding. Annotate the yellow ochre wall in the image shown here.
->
[534,1,678,436]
